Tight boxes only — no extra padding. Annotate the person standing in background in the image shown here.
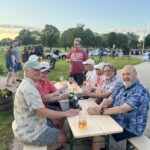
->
[66,38,88,85]
[5,46,16,86]
[13,42,22,82]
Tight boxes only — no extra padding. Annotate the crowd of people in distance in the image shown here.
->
[9,38,150,150]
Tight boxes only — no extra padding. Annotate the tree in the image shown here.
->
[94,33,102,48]
[127,32,139,48]
[41,24,60,49]
[15,29,39,45]
[145,34,150,48]
[60,25,85,49]
[0,38,13,46]
[82,29,95,49]
[117,33,129,49]
[107,32,118,48]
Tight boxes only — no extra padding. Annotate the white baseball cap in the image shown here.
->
[40,62,51,72]
[82,59,95,65]
[94,62,106,70]
[28,55,40,61]
[23,61,43,70]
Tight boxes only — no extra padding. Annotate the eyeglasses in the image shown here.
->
[41,71,50,74]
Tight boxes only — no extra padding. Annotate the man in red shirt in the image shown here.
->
[66,38,88,85]
[36,62,68,109]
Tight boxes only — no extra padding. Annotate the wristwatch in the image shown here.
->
[100,108,104,115]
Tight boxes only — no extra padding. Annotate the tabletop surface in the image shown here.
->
[67,98,123,138]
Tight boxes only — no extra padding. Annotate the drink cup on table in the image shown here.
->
[59,76,64,85]
[69,77,74,85]
[78,110,87,129]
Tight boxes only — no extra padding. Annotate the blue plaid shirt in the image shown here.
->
[111,80,150,135]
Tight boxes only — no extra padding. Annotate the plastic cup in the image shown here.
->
[78,111,87,129]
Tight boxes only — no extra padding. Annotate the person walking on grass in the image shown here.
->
[5,46,16,86]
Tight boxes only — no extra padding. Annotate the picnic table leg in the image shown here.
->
[126,140,130,150]
[69,128,74,150]
[105,135,109,150]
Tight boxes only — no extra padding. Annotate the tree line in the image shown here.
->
[1,24,150,50]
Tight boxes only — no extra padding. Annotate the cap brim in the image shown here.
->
[32,66,45,70]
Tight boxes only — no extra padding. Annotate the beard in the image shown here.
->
[123,80,133,88]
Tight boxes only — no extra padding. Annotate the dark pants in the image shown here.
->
[112,129,137,142]
[50,57,56,69]
[69,73,84,86]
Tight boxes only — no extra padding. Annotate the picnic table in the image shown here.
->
[67,98,123,150]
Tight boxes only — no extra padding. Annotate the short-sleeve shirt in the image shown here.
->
[86,69,97,86]
[13,47,21,62]
[99,76,120,94]
[111,80,150,135]
[36,79,57,108]
[66,48,88,74]
[12,78,47,144]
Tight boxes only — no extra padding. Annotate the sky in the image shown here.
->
[0,0,150,40]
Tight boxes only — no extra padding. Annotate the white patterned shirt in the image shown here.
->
[12,78,47,144]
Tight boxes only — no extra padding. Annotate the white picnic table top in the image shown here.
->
[67,98,123,138]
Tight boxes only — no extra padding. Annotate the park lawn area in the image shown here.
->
[0,49,142,150]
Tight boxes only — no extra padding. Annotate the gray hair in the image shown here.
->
[103,63,117,75]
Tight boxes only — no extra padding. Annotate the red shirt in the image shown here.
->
[67,48,88,74]
[36,79,57,108]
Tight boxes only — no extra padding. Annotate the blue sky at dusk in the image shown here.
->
[0,0,149,39]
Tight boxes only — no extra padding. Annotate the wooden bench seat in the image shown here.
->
[23,144,47,150]
[126,135,150,150]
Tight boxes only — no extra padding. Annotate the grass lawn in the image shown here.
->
[0,48,142,150]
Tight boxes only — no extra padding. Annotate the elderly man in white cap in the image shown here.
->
[12,61,79,150]
[82,59,97,89]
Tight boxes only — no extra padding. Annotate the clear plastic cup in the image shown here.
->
[78,111,87,129]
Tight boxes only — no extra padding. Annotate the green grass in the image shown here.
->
[0,108,14,150]
[0,47,142,150]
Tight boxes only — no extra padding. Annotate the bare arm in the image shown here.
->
[82,91,111,99]
[103,103,133,115]
[98,96,114,108]
[88,102,133,115]
[35,107,79,119]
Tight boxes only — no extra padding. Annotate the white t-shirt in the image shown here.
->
[86,69,97,86]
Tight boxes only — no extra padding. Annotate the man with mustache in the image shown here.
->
[87,65,150,150]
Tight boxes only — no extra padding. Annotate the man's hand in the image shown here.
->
[53,90,60,96]
[65,109,79,117]
[87,107,99,115]
[82,91,90,96]
[58,94,68,101]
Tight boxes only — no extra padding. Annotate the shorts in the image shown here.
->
[112,129,137,142]
[15,62,22,72]
[33,120,60,146]
[7,66,15,72]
